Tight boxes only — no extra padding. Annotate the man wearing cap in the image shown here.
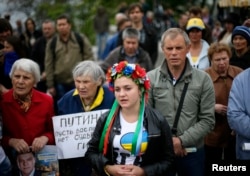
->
[230,25,250,70]
[186,18,210,70]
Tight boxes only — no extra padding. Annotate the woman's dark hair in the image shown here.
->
[186,28,206,40]
[5,36,26,58]
[24,17,36,32]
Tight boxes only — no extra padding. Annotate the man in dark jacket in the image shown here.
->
[31,19,56,92]
[127,3,158,66]
[101,27,153,73]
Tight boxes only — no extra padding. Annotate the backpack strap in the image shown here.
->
[73,32,84,55]
[50,35,57,60]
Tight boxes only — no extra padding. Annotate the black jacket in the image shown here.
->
[230,48,250,70]
[85,106,174,176]
[100,46,153,74]
[117,25,158,65]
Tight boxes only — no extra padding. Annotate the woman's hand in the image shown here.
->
[9,138,30,153]
[31,136,49,152]
[105,164,145,176]
[215,104,227,116]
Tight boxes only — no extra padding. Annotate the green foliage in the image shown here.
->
[32,0,199,44]
[35,2,70,20]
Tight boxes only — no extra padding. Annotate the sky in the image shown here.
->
[0,1,27,29]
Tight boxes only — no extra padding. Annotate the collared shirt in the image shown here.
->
[121,48,139,64]
[20,168,35,176]
[72,87,104,111]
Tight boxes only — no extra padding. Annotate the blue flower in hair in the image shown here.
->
[123,65,133,76]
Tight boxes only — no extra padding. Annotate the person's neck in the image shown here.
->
[14,92,31,102]
[132,22,143,30]
[46,35,54,41]
[218,72,227,77]
[82,97,95,106]
[235,47,248,57]
[168,63,185,80]
[191,40,202,48]
[60,33,70,42]
[121,104,140,123]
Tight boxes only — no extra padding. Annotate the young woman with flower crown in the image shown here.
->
[85,61,174,176]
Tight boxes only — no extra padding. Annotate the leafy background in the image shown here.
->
[3,0,213,44]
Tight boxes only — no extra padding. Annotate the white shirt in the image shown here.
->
[113,112,148,165]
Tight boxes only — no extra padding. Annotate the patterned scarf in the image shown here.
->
[13,91,32,112]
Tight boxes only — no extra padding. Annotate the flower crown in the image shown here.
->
[106,61,150,98]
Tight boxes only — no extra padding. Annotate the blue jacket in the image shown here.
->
[101,33,119,60]
[57,86,115,115]
[227,68,250,159]
[4,51,19,76]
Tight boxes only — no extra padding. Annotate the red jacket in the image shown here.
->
[1,88,55,148]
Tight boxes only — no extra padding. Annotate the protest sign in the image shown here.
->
[53,109,109,159]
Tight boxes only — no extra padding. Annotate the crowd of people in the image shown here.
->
[0,1,250,176]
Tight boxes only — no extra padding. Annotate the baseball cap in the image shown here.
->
[186,18,205,31]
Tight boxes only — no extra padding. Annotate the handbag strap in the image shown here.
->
[172,82,189,136]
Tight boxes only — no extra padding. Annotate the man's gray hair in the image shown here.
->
[160,28,190,48]
[122,27,140,40]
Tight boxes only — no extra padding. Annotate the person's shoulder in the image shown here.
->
[105,47,121,60]
[59,89,75,101]
[73,31,89,42]
[204,67,212,74]
[237,67,250,78]
[191,68,212,82]
[57,89,77,113]
[36,36,46,43]
[145,105,166,122]
[143,24,157,35]
[201,39,210,48]
[99,110,111,123]
[103,85,112,94]
[34,169,42,176]
[147,66,160,76]
[110,46,121,55]
[228,65,243,74]
[1,89,13,101]
[192,67,208,75]
[33,89,53,101]
[138,47,149,55]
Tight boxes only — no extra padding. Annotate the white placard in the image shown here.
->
[242,143,250,151]
[52,109,109,159]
